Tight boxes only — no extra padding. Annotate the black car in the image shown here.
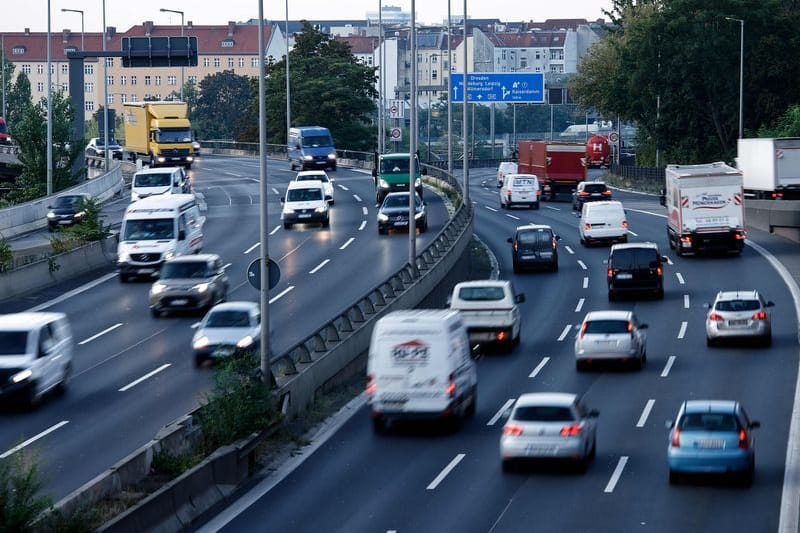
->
[46,194,91,231]
[607,242,665,300]
[377,192,427,234]
[572,181,612,210]
[508,224,560,273]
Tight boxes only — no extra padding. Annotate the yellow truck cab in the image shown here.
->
[123,101,195,169]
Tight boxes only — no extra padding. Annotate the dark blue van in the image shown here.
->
[288,126,337,171]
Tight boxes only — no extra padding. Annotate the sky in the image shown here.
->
[0,1,613,33]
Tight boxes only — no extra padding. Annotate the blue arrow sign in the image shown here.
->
[451,72,545,103]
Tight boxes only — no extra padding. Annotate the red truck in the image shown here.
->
[518,140,587,200]
[586,134,610,168]
[0,117,10,145]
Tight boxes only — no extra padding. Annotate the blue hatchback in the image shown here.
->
[667,400,759,486]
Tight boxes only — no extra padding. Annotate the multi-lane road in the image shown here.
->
[203,169,800,532]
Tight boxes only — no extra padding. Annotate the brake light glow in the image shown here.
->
[580,322,588,339]
[681,236,692,244]
[446,373,456,397]
[496,331,508,341]
[709,313,724,321]
[735,231,746,240]
[579,191,589,197]
[622,220,629,229]
[657,266,663,276]
[752,311,767,320]
[602,190,612,196]
[739,429,749,449]
[503,424,524,436]
[607,267,613,279]
[366,375,377,395]
[627,322,633,332]
[536,189,542,196]
[513,241,518,252]
[671,427,681,447]
[560,424,582,436]
[584,223,590,230]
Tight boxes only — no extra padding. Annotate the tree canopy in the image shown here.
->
[193,70,253,140]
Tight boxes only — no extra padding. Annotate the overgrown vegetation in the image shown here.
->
[0,239,12,272]
[48,198,110,255]
[151,450,202,477]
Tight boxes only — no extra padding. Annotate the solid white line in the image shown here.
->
[505,214,520,220]
[636,399,656,428]
[26,272,117,312]
[661,356,676,377]
[0,421,70,459]
[583,277,589,289]
[190,322,201,329]
[78,323,123,345]
[577,260,587,270]
[269,286,294,304]
[488,399,516,426]
[565,246,575,255]
[119,364,171,392]
[627,229,639,236]
[353,194,362,202]
[337,184,349,191]
[427,454,466,490]
[271,187,279,195]
[575,298,585,313]
[485,206,498,212]
[676,272,685,285]
[362,206,368,215]
[309,259,330,274]
[557,324,572,342]
[358,220,367,231]
[340,237,355,250]
[545,205,560,211]
[244,242,260,254]
[270,225,281,235]
[677,321,687,339]
[604,456,629,493]
[529,357,550,378]
[684,294,690,309]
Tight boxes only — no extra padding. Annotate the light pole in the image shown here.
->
[377,0,383,153]
[257,2,272,385]
[285,0,291,143]
[47,0,53,195]
[408,0,417,269]
[160,8,185,101]
[446,5,452,175]
[462,0,469,205]
[61,8,84,51]
[725,17,744,139]
[102,0,109,171]
[2,34,6,120]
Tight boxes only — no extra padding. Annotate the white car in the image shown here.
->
[706,290,773,347]
[192,301,261,367]
[497,161,518,187]
[579,200,628,246]
[574,310,648,371]
[448,280,524,352]
[296,170,335,204]
[500,174,541,210]
[281,180,330,229]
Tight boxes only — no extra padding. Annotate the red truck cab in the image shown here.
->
[586,134,610,168]
[518,140,587,201]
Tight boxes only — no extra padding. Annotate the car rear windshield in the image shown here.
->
[287,188,323,202]
[381,158,412,174]
[584,320,630,334]
[715,300,760,312]
[513,405,574,422]
[517,229,552,246]
[679,413,739,432]
[512,177,537,187]
[205,311,251,328]
[584,184,607,193]
[0,331,28,355]
[134,173,172,187]
[458,286,505,301]
[611,249,659,269]
[297,174,329,183]
[161,262,212,279]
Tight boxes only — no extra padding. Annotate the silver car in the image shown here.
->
[149,254,228,317]
[706,290,773,347]
[500,392,598,471]
[574,310,648,371]
[192,302,261,367]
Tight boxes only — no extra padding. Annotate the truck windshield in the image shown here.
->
[156,129,192,143]
[134,173,172,187]
[381,158,411,174]
[123,219,174,240]
[302,135,332,148]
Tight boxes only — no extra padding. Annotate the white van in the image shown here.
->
[0,312,73,407]
[281,180,330,229]
[580,200,628,246]
[117,194,204,282]
[366,310,477,432]
[500,174,541,210]
[131,167,189,202]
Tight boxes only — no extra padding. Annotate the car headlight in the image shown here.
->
[47,211,56,219]
[151,282,167,295]
[415,178,421,188]
[236,335,254,349]
[193,283,209,293]
[186,156,194,162]
[157,156,166,163]
[304,155,313,161]
[164,250,176,260]
[11,369,33,384]
[74,211,86,218]
[193,336,209,350]
[378,213,389,221]
[378,179,389,188]
[327,153,336,160]
[118,252,131,263]
[315,206,328,213]
[415,211,425,219]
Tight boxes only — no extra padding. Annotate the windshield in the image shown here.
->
[716,300,760,312]
[584,320,631,334]
[518,229,552,246]
[513,405,575,422]
[679,413,739,432]
[205,310,251,328]
[161,261,211,279]
[381,158,412,174]
[301,135,332,148]
[95,138,119,147]
[156,128,193,143]
[458,286,505,301]
[287,188,323,202]
[0,331,28,355]
[54,196,83,208]
[123,218,174,240]
[297,174,329,183]
[134,173,172,188]
[382,194,421,209]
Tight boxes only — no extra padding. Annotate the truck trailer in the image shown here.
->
[736,137,800,200]
[123,102,195,169]
[663,162,745,256]
[518,140,586,200]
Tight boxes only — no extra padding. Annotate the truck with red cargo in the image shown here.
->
[586,134,610,168]
[518,140,587,200]
[0,117,10,145]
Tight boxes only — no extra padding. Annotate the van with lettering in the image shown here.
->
[366,310,477,432]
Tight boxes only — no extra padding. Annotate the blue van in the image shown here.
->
[288,126,337,171]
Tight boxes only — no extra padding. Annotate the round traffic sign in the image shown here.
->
[390,105,398,115]
[247,257,280,291]
[608,131,619,143]
[390,127,402,140]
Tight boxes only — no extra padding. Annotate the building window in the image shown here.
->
[417,54,422,63]
[107,94,114,104]
[367,56,373,65]
[120,75,126,86]
[550,49,564,61]
[61,64,68,75]
[203,58,210,67]
[535,51,541,60]
[238,58,245,68]
[84,82,94,93]
[227,57,234,68]
[131,75,137,85]
[251,57,259,67]
[535,66,541,72]
[431,55,438,64]
[188,75,197,85]
[144,76,151,86]
[12,47,25,54]
[85,101,94,111]
[550,64,563,73]
[502,50,507,60]
[106,75,113,86]
[60,82,68,92]
[131,94,137,102]
[22,64,31,74]
[168,75,177,86]
[84,64,94,75]
[36,82,44,92]
[105,58,114,67]
[121,94,127,103]
[51,64,55,74]
[214,57,220,67]
[155,76,161,86]
[520,57,527,69]
[432,69,438,80]
[37,64,44,74]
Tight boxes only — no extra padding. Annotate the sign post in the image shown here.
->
[247,257,280,291]
[390,127,402,143]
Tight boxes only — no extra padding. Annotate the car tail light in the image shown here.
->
[607,267,613,279]
[622,220,629,229]
[536,189,541,197]
[580,322,588,339]
[552,238,558,248]
[602,190,611,196]
[507,191,512,200]
[503,424,524,436]
[446,373,456,398]
[496,331,508,341]
[739,429,749,449]
[513,241,518,252]
[773,192,783,199]
[752,311,767,320]
[627,322,634,333]
[560,424,582,436]
[579,191,589,197]
[735,231,746,240]
[584,223,591,230]
[681,236,692,244]
[657,266,663,276]
[708,313,724,321]
[366,374,377,395]
[671,428,681,447]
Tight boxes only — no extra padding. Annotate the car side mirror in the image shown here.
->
[514,293,525,304]
[749,420,761,429]
[507,237,513,244]
[766,301,775,307]
[588,409,599,418]
[446,295,452,307]
[555,235,561,241]
[639,323,649,330]
[178,229,186,241]
[280,197,285,203]
[665,420,674,429]
[330,178,336,183]
[372,168,377,177]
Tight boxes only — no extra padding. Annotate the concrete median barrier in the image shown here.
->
[746,199,800,242]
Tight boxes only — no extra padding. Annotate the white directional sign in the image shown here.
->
[389,99,404,119]
[390,127,402,142]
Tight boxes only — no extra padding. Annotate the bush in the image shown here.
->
[0,452,51,533]
[49,197,110,255]
[0,239,12,273]
[151,449,201,477]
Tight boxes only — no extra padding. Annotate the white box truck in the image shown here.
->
[736,137,800,199]
[663,162,745,256]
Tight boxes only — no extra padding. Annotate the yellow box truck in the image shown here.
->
[123,102,195,169]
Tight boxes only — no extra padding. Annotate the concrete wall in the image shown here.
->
[746,200,800,242]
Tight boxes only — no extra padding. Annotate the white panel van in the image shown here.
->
[131,167,190,202]
[579,200,628,246]
[366,310,477,432]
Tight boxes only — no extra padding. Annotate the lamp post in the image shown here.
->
[285,0,291,143]
[47,0,53,195]
[462,0,469,205]
[257,2,272,385]
[2,34,6,121]
[61,8,84,51]
[446,5,452,175]
[725,17,744,139]
[377,0,383,153]
[160,8,185,101]
[102,0,109,171]
[408,0,417,269]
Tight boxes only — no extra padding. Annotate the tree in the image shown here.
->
[0,51,14,117]
[5,72,32,136]
[194,70,253,140]
[758,104,800,137]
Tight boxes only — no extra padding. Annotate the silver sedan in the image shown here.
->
[706,290,773,347]
[574,310,648,371]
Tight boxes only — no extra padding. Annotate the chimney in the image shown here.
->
[227,21,235,37]
[24,28,30,36]
[144,20,154,37]
[62,29,71,43]
[187,21,193,29]
[107,26,116,39]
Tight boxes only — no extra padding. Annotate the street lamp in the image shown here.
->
[725,17,744,139]
[102,0,109,171]
[47,0,53,195]
[160,8,185,101]
[285,0,291,143]
[61,8,84,51]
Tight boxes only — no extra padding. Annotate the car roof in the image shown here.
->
[454,280,510,289]
[610,242,659,251]
[287,180,324,189]
[584,200,622,208]
[683,400,738,414]
[134,166,183,175]
[505,173,538,180]
[498,162,517,168]
[164,253,220,264]
[581,181,607,186]
[715,290,760,301]
[380,153,414,160]
[515,392,577,408]
[0,312,66,329]
[208,301,259,313]
[583,310,632,321]
[515,224,553,232]
[296,170,327,177]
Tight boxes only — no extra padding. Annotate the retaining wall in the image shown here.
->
[746,199,800,242]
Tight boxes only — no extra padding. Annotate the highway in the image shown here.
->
[205,168,799,533]
[0,154,451,501]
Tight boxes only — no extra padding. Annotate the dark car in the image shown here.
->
[508,224,560,273]
[46,194,91,231]
[377,192,427,234]
[149,254,229,317]
[607,242,665,300]
[85,137,123,160]
[572,181,612,210]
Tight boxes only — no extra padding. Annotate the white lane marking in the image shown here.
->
[223,263,232,271]
[684,294,690,309]
[119,364,171,392]
[485,206,498,212]
[362,206,369,216]
[26,272,117,312]
[358,220,367,231]
[577,260,587,270]
[269,286,294,304]
[677,321,687,339]
[557,324,572,342]
[244,242,260,254]
[626,207,667,218]
[661,356,676,377]
[583,277,589,289]
[529,357,550,378]
[78,323,123,345]
[665,255,674,265]
[505,214,520,220]
[353,194,362,202]
[676,272,685,285]
[627,229,639,237]
[225,171,242,177]
[190,322,201,329]
[271,187,280,195]
[340,237,355,250]
[636,399,656,428]
[270,225,281,236]
[426,453,466,490]
[575,298,585,313]
[604,456,629,493]
[309,259,330,274]
[0,421,70,459]
[565,246,575,255]
[488,399,516,426]
[544,205,560,211]
[337,184,349,191]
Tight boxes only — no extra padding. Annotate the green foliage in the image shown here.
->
[0,239,11,272]
[34,505,97,533]
[6,72,33,136]
[151,449,201,477]
[192,71,253,141]
[49,198,110,255]
[195,354,278,455]
[0,452,52,533]
[1,51,14,117]
[758,104,800,137]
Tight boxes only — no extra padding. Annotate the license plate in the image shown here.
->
[171,299,188,306]
[539,252,552,258]
[58,220,71,225]
[471,332,497,341]
[137,268,154,274]
[697,439,724,449]
[521,255,535,260]
[526,445,555,455]
[394,221,408,226]
[213,347,234,357]
[728,319,748,326]
[616,273,633,280]
[298,214,311,218]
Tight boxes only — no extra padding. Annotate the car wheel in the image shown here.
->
[322,218,330,228]
[741,461,755,487]
[194,355,206,368]
[576,360,586,372]
[657,286,665,299]
[283,222,292,229]
[533,201,540,210]
[119,273,130,283]
[552,261,559,272]
[608,290,616,302]
[378,227,387,235]
[588,438,597,460]
[669,470,681,485]
[151,308,162,318]
[55,363,71,396]
[501,337,514,354]
[762,334,772,348]
[706,336,716,347]
[501,459,515,473]
[513,261,521,274]
[372,416,387,434]
[634,352,646,371]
